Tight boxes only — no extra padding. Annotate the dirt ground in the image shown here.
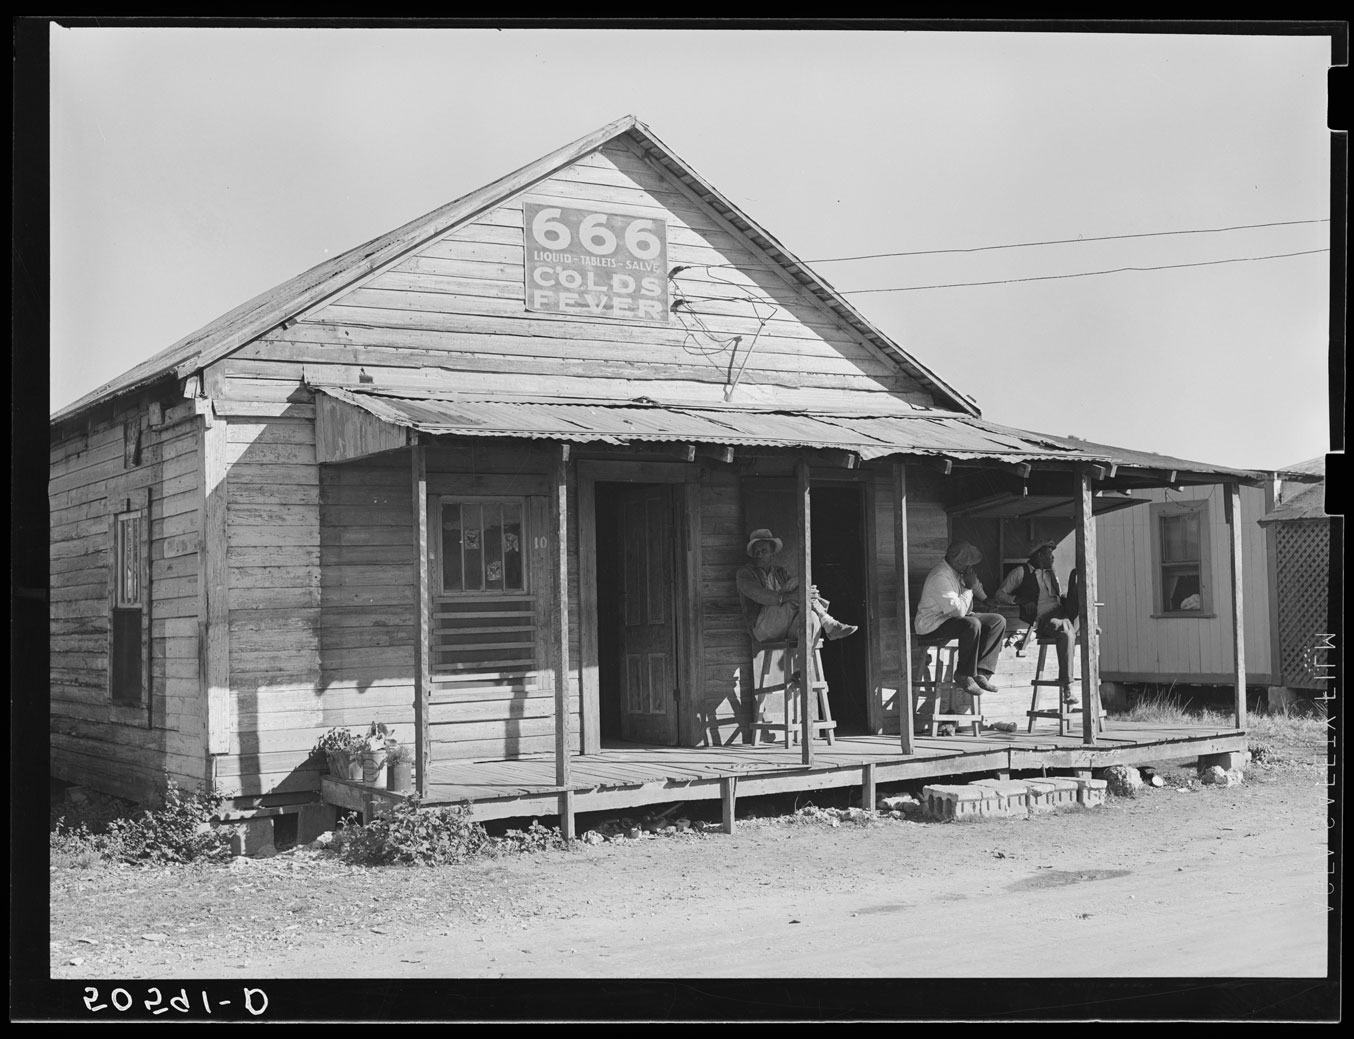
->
[46,715,1333,1008]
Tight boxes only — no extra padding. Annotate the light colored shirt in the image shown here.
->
[994,565,1061,621]
[736,564,799,642]
[914,562,985,636]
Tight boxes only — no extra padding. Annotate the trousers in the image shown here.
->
[1037,614,1080,681]
[917,613,1007,678]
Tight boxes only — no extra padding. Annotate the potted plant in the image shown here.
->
[359,722,397,788]
[313,727,364,781]
[385,742,413,793]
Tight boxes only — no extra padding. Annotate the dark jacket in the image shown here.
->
[1009,565,1080,624]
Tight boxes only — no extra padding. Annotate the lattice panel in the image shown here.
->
[1274,523,1332,689]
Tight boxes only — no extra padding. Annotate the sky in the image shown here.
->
[48,25,1337,471]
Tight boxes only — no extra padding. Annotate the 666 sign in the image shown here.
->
[523,202,669,322]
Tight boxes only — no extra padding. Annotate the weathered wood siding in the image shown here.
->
[1095,483,1275,684]
[49,402,206,803]
[237,140,940,412]
[218,412,323,798]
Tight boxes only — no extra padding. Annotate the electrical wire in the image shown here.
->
[805,218,1332,264]
[840,248,1330,294]
[686,217,1330,271]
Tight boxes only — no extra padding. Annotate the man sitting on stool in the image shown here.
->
[993,541,1080,705]
[736,528,859,644]
[914,541,1007,696]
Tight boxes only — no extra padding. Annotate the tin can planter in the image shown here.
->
[387,761,413,793]
[326,751,364,782]
[360,749,387,788]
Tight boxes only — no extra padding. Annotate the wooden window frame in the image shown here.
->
[108,487,151,722]
[1149,499,1214,618]
[431,495,531,600]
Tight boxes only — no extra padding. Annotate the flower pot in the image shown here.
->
[360,749,387,788]
[387,761,413,793]
[326,750,364,782]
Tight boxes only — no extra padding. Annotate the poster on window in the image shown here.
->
[523,201,668,322]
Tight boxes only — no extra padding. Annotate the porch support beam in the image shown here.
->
[796,459,815,767]
[893,462,916,755]
[411,439,431,797]
[552,445,573,808]
[721,775,738,834]
[1225,481,1247,730]
[1073,465,1103,745]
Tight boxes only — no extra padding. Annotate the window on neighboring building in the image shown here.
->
[110,507,147,704]
[1151,501,1211,615]
[438,499,527,596]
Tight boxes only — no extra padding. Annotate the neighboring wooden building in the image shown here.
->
[49,115,1295,812]
[1092,461,1327,691]
[1257,458,1333,698]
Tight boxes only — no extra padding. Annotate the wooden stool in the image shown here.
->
[1026,637,1107,736]
[913,638,983,737]
[749,638,836,746]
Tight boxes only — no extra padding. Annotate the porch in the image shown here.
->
[321,717,1247,828]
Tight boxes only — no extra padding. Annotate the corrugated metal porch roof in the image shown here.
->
[316,386,1276,484]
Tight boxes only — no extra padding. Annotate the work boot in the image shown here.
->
[823,620,858,641]
[974,674,1000,693]
[955,675,983,696]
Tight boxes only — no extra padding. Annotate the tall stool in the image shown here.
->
[749,638,836,746]
[1026,637,1107,736]
[913,638,983,737]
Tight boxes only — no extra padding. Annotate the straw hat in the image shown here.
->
[746,529,784,556]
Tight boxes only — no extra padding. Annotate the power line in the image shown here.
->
[806,218,1331,263]
[690,217,1331,272]
[840,248,1330,294]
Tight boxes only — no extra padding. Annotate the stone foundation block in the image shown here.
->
[969,779,1033,813]
[1024,778,1081,812]
[923,784,1023,821]
[298,803,338,843]
[228,817,275,858]
[1071,777,1108,807]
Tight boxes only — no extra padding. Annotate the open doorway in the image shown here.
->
[741,477,871,736]
[810,485,869,735]
[594,482,681,746]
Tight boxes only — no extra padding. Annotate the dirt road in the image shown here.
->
[49,748,1330,986]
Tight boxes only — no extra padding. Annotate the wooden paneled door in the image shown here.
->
[617,485,679,745]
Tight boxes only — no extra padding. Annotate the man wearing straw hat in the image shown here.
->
[914,540,1007,696]
[994,540,1081,702]
[736,528,859,645]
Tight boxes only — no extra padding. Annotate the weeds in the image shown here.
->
[336,799,492,866]
[333,798,569,866]
[49,777,229,867]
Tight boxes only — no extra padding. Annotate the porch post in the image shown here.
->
[893,462,915,755]
[552,445,574,839]
[1073,465,1102,745]
[411,439,431,798]
[796,459,814,767]
[1225,481,1247,729]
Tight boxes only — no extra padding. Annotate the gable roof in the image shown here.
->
[51,115,976,424]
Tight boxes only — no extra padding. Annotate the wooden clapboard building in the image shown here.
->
[49,115,1312,825]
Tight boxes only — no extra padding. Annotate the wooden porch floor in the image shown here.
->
[323,720,1247,824]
